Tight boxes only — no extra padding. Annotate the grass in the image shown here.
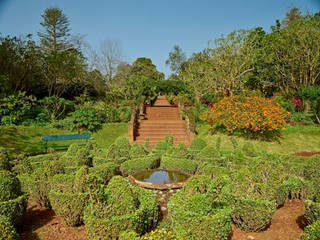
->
[196,124,320,155]
[0,122,319,157]
[0,123,128,157]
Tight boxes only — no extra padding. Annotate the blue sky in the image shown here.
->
[0,0,320,77]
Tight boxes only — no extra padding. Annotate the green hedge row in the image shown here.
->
[160,156,197,175]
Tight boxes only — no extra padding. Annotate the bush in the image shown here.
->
[49,191,89,226]
[190,138,207,151]
[119,230,140,240]
[84,176,158,239]
[276,177,312,206]
[152,136,174,158]
[0,170,21,202]
[301,219,320,240]
[140,229,179,240]
[0,194,28,227]
[107,137,131,163]
[204,96,290,139]
[129,144,149,159]
[242,142,258,157]
[89,162,119,184]
[68,107,103,132]
[164,143,189,159]
[0,148,12,171]
[120,156,158,176]
[50,174,75,193]
[194,145,221,163]
[160,156,197,175]
[0,215,19,240]
[305,200,320,224]
[168,175,232,240]
[232,197,276,232]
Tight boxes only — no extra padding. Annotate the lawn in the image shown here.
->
[0,123,128,157]
[0,123,319,157]
[196,124,320,155]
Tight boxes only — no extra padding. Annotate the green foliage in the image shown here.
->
[49,191,89,226]
[301,219,320,240]
[0,147,12,171]
[0,215,19,240]
[305,200,320,225]
[0,91,36,125]
[301,86,320,101]
[190,138,207,151]
[232,198,276,232]
[84,176,158,239]
[242,142,257,157]
[106,136,131,163]
[75,148,92,167]
[68,107,103,132]
[168,175,232,240]
[164,143,189,159]
[50,174,75,193]
[119,230,140,240]
[89,162,118,184]
[161,156,197,175]
[194,145,221,163]
[140,229,179,240]
[152,136,174,158]
[129,144,149,159]
[0,194,28,227]
[120,156,158,176]
[276,177,312,206]
[0,170,22,202]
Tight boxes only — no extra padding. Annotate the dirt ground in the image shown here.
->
[19,200,306,240]
[19,151,319,240]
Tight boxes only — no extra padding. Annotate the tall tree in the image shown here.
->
[207,29,259,96]
[89,39,127,84]
[263,13,320,95]
[37,6,71,53]
[166,45,187,75]
[131,57,164,80]
[37,6,86,98]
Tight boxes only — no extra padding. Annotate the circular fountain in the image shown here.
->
[128,169,190,190]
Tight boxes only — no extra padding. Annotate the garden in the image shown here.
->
[1,6,320,240]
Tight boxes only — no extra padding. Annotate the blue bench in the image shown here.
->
[41,133,91,152]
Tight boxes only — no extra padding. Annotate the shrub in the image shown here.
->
[232,197,276,232]
[276,177,312,206]
[160,156,197,175]
[164,143,189,159]
[152,136,174,158]
[68,107,103,132]
[203,96,290,139]
[242,142,257,157]
[0,215,19,240]
[129,144,149,159]
[119,230,140,240]
[0,170,21,202]
[0,194,28,227]
[49,191,89,226]
[168,175,232,240]
[140,229,179,240]
[75,148,92,167]
[305,200,320,224]
[301,219,320,240]
[190,138,207,151]
[196,162,228,179]
[28,168,51,208]
[120,156,158,176]
[107,137,131,163]
[84,176,158,239]
[0,148,11,171]
[50,174,75,193]
[194,145,221,163]
[89,162,119,184]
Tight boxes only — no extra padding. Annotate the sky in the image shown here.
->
[0,0,320,77]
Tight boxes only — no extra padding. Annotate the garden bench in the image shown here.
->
[41,133,91,152]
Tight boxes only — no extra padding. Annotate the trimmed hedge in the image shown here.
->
[120,156,158,176]
[194,145,221,163]
[140,229,179,240]
[84,176,158,239]
[168,175,232,240]
[129,144,149,159]
[89,162,119,184]
[160,156,197,175]
[0,194,28,227]
[0,147,12,171]
[0,170,21,202]
[232,197,276,232]
[301,219,320,240]
[49,191,89,226]
[164,143,189,159]
[106,137,131,163]
[0,215,19,240]
[305,200,320,224]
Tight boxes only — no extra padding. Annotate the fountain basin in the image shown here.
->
[128,169,190,190]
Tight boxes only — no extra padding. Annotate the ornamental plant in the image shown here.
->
[204,96,290,139]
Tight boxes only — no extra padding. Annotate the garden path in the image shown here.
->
[134,96,191,146]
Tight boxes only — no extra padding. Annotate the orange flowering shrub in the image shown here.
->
[203,96,290,139]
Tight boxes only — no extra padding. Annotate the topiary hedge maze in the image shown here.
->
[5,134,320,239]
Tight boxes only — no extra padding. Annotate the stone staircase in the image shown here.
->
[133,96,191,146]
